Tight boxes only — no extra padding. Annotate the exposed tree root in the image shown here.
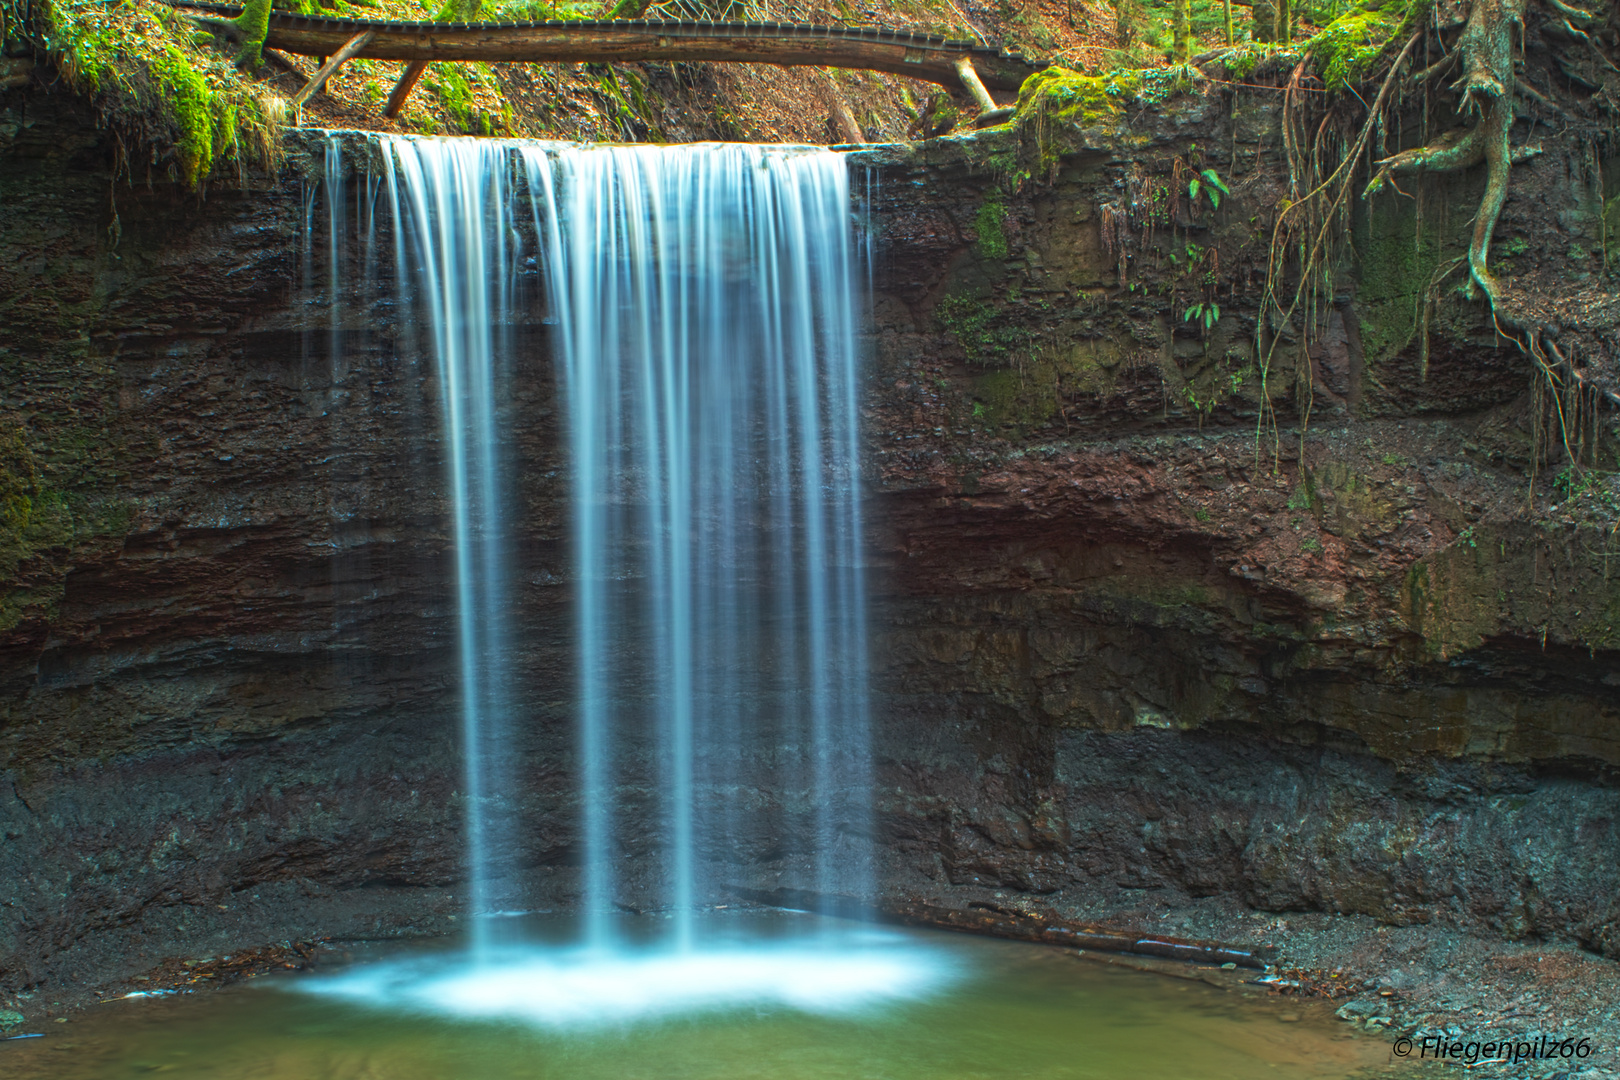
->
[1365,124,1485,185]
[1258,0,1618,478]
[1466,90,1514,305]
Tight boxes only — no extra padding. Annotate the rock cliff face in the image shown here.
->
[3,74,1619,1002]
[854,96,1620,959]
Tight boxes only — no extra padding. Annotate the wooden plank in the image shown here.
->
[290,29,377,108]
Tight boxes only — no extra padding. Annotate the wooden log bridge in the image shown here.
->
[172,1,1041,124]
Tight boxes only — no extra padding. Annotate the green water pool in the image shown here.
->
[3,921,1394,1080]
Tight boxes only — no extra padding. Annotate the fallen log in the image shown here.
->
[168,0,1041,92]
[727,886,1277,970]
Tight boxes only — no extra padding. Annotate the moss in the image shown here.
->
[0,427,83,633]
[936,294,999,360]
[974,193,1009,260]
[1304,2,1405,92]
[973,368,1025,427]
[28,0,281,186]
[0,430,73,579]
[428,64,476,131]
[1351,184,1453,367]
[935,294,1033,367]
[0,467,133,632]
[589,65,660,140]
[149,43,234,184]
[1014,66,1137,128]
[1012,67,1141,178]
[1221,41,1273,77]
[230,0,271,68]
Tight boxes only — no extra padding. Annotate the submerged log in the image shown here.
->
[728,887,1277,970]
[168,0,1041,92]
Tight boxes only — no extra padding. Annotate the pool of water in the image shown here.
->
[3,915,1392,1080]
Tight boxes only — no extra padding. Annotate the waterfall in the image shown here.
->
[381,138,520,956]
[524,143,871,949]
[357,136,869,953]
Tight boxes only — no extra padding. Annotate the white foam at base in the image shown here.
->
[293,936,957,1028]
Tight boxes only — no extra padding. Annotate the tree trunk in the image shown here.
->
[1113,0,1136,48]
[231,0,272,69]
[1251,0,1275,41]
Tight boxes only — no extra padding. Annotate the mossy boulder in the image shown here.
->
[1304,1,1408,91]
[1014,66,1139,130]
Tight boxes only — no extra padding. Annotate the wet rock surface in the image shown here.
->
[2,80,1618,1059]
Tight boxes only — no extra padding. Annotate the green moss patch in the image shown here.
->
[0,424,131,634]
[1014,66,1138,128]
[974,192,1009,259]
[1304,2,1406,92]
[23,0,282,186]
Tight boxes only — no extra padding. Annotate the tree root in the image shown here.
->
[1358,0,1532,306]
[1544,0,1593,25]
[1467,92,1515,305]
[1364,132,1542,198]
[1266,0,1614,478]
[1364,125,1484,193]
[1514,75,1564,113]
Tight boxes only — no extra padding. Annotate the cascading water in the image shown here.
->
[383,138,520,957]
[298,135,944,1024]
[524,143,872,950]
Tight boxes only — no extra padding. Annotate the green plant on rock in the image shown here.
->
[936,294,998,360]
[1188,167,1229,211]
[1184,301,1221,331]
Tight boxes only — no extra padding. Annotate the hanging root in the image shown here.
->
[1255,0,1615,470]
[1248,33,1427,468]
